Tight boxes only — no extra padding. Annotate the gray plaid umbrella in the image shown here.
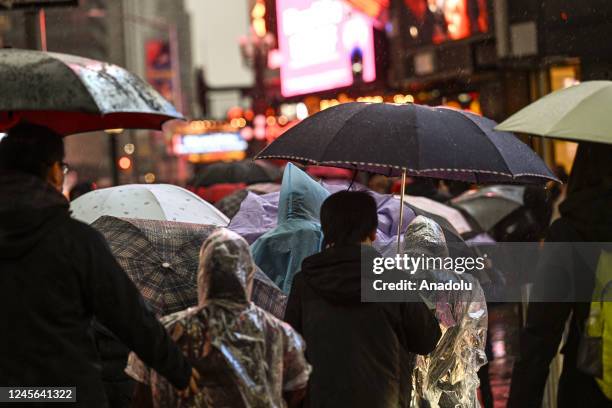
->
[91,216,286,317]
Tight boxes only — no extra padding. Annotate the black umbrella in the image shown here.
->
[0,49,183,135]
[256,102,556,183]
[193,160,281,187]
[256,102,558,251]
[451,185,525,232]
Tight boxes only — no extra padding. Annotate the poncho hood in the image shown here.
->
[277,163,329,223]
[198,229,256,306]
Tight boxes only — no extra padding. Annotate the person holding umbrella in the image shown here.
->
[284,191,441,407]
[0,123,194,407]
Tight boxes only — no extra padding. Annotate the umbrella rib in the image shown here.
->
[315,104,372,165]
[548,84,611,136]
[50,53,105,114]
[456,110,514,178]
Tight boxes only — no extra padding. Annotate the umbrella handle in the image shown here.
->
[397,169,407,254]
[347,169,358,191]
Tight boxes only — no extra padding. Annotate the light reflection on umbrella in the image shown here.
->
[0,48,183,135]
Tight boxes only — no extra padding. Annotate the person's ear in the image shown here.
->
[46,162,64,192]
[369,230,377,243]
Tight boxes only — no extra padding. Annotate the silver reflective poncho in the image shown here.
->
[127,229,311,408]
[404,216,488,408]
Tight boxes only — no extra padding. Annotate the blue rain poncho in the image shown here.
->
[251,163,329,293]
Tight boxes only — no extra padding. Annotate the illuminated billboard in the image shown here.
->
[403,0,489,46]
[145,40,175,105]
[174,132,248,155]
[277,0,377,97]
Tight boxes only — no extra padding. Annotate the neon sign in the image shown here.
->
[277,0,377,97]
[174,133,248,155]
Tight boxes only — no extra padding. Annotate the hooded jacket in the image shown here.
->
[251,163,329,293]
[508,142,612,408]
[128,229,311,408]
[0,171,191,408]
[285,243,441,408]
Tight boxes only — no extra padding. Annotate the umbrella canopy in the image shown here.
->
[192,160,281,187]
[496,81,612,144]
[451,185,525,232]
[70,184,229,226]
[91,217,286,317]
[92,216,218,315]
[256,102,557,184]
[400,194,473,236]
[0,49,183,135]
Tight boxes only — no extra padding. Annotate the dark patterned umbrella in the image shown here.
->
[91,216,286,317]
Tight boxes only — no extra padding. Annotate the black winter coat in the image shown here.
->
[92,320,135,408]
[508,188,612,408]
[285,244,441,408]
[0,171,191,408]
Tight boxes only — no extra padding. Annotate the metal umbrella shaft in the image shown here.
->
[397,169,406,254]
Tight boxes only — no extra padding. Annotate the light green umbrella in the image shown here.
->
[496,81,612,144]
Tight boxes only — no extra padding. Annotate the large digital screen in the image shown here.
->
[403,0,489,46]
[173,133,248,155]
[277,0,377,97]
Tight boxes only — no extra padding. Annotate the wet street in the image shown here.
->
[480,304,520,408]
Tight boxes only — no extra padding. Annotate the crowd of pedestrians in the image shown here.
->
[2,122,611,408]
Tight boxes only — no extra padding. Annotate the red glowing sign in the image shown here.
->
[276,0,377,97]
[403,0,489,45]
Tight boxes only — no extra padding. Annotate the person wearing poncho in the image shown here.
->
[251,163,329,293]
[127,229,311,407]
[405,216,488,408]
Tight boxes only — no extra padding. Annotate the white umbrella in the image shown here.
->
[496,80,612,144]
[70,184,229,226]
[396,195,473,236]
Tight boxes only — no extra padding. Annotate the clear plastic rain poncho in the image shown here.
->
[404,216,488,408]
[127,229,311,408]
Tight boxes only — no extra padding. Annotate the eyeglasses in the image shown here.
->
[61,162,70,175]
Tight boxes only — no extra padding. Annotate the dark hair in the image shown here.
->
[0,123,64,179]
[320,191,378,247]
